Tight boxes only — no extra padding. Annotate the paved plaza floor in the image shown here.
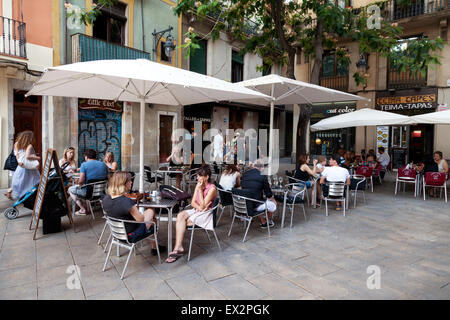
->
[0,175,449,300]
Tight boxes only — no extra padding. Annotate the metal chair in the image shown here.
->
[347,174,366,209]
[184,168,199,193]
[423,172,447,202]
[228,189,271,242]
[287,174,311,207]
[102,217,160,279]
[85,180,107,220]
[97,200,111,251]
[320,181,347,217]
[275,182,306,228]
[72,179,107,220]
[186,198,221,261]
[215,184,234,226]
[144,165,163,190]
[395,166,417,197]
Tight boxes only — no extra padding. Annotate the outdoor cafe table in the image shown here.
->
[137,198,178,257]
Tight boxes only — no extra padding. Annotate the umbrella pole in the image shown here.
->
[268,84,275,176]
[139,98,145,193]
[364,126,367,155]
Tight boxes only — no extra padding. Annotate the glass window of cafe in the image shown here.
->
[308,103,356,157]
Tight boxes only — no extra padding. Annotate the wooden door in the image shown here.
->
[229,109,243,130]
[13,90,42,157]
[159,115,174,164]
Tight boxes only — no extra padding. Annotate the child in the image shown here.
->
[315,155,327,205]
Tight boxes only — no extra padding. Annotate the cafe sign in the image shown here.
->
[310,103,356,119]
[375,88,437,114]
[78,98,123,113]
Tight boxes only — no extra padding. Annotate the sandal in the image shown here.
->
[165,249,184,263]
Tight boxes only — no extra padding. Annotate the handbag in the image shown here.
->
[159,185,191,202]
[3,149,18,171]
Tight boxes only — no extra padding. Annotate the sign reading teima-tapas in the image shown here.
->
[78,98,123,112]
[375,88,437,115]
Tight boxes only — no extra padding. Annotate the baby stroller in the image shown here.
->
[3,162,70,220]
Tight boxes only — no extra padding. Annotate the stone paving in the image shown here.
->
[0,175,449,300]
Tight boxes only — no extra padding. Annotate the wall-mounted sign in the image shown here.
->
[183,116,211,122]
[78,98,123,113]
[310,103,356,119]
[375,88,437,115]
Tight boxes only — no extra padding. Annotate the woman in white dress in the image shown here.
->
[10,131,41,200]
[218,164,241,191]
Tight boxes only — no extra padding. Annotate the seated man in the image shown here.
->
[240,160,277,228]
[376,146,390,180]
[69,148,109,216]
[320,154,350,211]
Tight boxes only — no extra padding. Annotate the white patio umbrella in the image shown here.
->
[310,108,415,131]
[410,109,450,124]
[236,74,367,173]
[310,108,416,152]
[26,59,271,192]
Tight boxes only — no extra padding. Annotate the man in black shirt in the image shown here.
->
[240,160,277,228]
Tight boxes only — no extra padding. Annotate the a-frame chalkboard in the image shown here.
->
[29,149,73,240]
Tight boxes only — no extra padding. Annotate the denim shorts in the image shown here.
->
[128,223,155,243]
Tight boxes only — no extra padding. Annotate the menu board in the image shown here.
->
[376,126,389,157]
[29,149,73,240]
[392,147,407,169]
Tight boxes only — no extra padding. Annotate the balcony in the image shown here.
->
[320,75,349,92]
[71,33,150,63]
[383,0,449,21]
[0,16,27,59]
[387,69,427,89]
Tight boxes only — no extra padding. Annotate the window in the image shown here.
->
[231,50,244,83]
[329,0,351,8]
[321,51,349,77]
[92,1,127,45]
[190,39,207,74]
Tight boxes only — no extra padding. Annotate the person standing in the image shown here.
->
[69,149,109,216]
[10,131,41,200]
[212,129,224,163]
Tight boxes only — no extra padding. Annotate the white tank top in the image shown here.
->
[219,171,238,191]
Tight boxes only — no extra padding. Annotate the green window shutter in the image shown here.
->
[190,39,207,75]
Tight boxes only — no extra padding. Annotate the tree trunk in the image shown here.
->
[295,20,323,166]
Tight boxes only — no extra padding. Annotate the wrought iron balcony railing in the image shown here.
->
[383,0,449,21]
[0,16,26,58]
[387,69,427,89]
[72,33,150,63]
[320,75,349,92]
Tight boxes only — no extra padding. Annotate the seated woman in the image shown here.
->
[364,155,378,169]
[104,152,119,173]
[59,147,77,182]
[294,154,318,206]
[294,154,318,187]
[102,172,164,255]
[434,151,448,174]
[218,164,241,191]
[166,166,217,263]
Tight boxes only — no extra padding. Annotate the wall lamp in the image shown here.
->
[152,26,175,61]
